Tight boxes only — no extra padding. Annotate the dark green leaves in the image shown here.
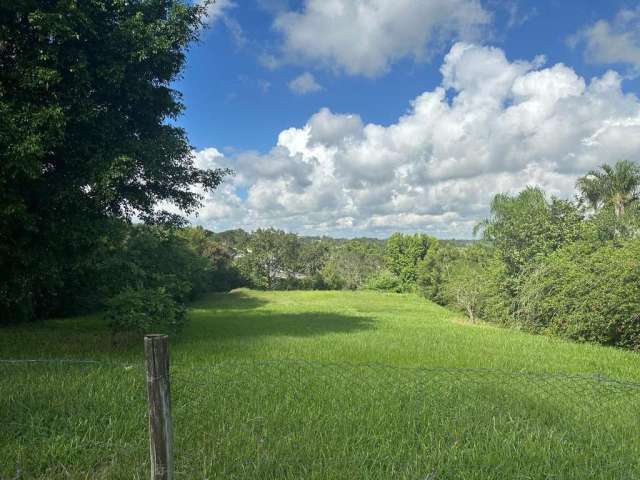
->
[0,1,227,321]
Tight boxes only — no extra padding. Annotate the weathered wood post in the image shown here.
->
[144,334,174,480]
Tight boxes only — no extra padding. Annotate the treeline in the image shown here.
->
[220,160,640,351]
[2,220,243,333]
[211,228,445,292]
[447,162,640,351]
[422,161,640,351]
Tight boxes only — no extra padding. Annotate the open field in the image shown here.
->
[2,289,640,479]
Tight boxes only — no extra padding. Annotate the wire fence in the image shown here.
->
[2,357,640,479]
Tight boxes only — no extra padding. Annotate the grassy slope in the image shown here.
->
[1,289,639,479]
[3,289,637,377]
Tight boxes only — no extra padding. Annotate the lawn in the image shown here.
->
[2,289,639,479]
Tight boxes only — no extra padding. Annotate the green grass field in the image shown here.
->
[2,289,640,479]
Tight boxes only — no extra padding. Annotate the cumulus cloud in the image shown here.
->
[570,8,640,70]
[289,72,323,94]
[271,0,491,77]
[189,43,640,238]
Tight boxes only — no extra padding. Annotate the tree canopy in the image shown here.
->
[576,160,640,217]
[0,1,227,321]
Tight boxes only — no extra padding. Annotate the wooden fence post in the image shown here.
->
[144,334,174,480]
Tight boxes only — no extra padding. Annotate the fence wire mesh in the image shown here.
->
[2,358,640,479]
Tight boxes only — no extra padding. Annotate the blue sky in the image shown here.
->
[172,0,640,238]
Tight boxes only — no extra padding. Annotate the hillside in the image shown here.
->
[2,290,639,479]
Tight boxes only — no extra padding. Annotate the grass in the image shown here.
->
[1,289,639,479]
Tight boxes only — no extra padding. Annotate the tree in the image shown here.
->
[416,241,461,304]
[94,224,212,304]
[321,247,382,290]
[443,260,486,323]
[0,1,227,321]
[384,233,436,291]
[476,187,584,279]
[298,240,330,276]
[176,226,245,292]
[239,229,301,289]
[576,160,640,217]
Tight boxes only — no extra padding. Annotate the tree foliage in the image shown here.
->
[321,245,382,290]
[0,1,228,322]
[384,233,436,291]
[520,240,640,349]
[105,287,187,338]
[237,228,301,289]
[576,160,640,217]
[416,241,461,304]
[474,187,584,308]
[412,161,640,350]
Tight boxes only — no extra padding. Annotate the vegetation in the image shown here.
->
[3,1,639,478]
[1,157,639,351]
[2,290,639,479]
[236,228,302,289]
[0,1,227,323]
[576,160,640,217]
[105,287,186,338]
[520,240,640,349]
[207,168,640,352]
[383,233,435,291]
[415,161,640,350]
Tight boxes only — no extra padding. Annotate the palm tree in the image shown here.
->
[576,160,640,217]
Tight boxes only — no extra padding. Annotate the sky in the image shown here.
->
[172,0,640,238]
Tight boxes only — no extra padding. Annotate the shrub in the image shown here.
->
[442,259,490,323]
[520,240,640,349]
[475,258,514,326]
[364,270,401,292]
[104,288,187,336]
[417,242,461,304]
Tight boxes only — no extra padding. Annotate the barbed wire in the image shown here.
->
[0,357,142,367]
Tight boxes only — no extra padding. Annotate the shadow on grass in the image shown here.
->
[0,291,375,357]
[183,311,376,342]
[190,289,269,312]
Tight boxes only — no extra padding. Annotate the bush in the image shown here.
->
[320,248,381,290]
[520,240,640,350]
[417,242,461,304]
[364,270,401,292]
[104,288,187,336]
[475,258,514,326]
[441,261,486,322]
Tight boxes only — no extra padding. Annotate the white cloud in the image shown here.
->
[272,0,491,77]
[570,8,640,70]
[202,0,235,24]
[307,108,363,145]
[200,0,246,47]
[288,72,323,94]
[188,43,640,238]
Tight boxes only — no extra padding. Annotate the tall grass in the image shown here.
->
[1,289,639,478]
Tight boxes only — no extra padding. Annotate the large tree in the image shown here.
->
[384,233,436,291]
[239,229,301,290]
[477,187,584,276]
[0,1,227,321]
[576,160,640,217]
